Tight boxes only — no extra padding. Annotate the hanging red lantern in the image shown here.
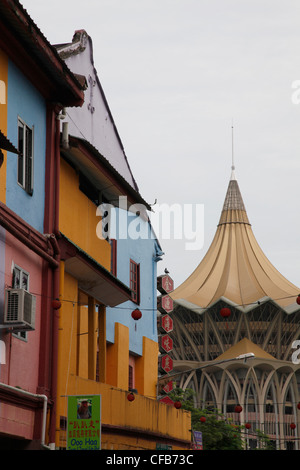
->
[290,422,296,430]
[174,401,182,409]
[234,405,242,413]
[220,307,231,318]
[52,299,61,310]
[127,392,135,402]
[220,307,231,329]
[131,308,142,320]
[296,295,300,305]
[297,403,300,410]
[245,422,251,429]
[200,416,206,423]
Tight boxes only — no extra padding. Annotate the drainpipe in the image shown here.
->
[48,113,62,448]
[0,383,50,450]
[0,216,59,268]
[62,121,69,149]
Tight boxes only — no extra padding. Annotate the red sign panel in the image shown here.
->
[159,314,173,334]
[159,334,173,353]
[157,295,173,314]
[163,380,174,394]
[159,354,173,374]
[157,275,174,294]
[159,396,174,406]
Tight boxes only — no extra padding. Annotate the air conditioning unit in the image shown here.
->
[4,288,36,331]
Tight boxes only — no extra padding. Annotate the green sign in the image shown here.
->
[67,395,101,450]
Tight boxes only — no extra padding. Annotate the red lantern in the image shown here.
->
[127,392,135,402]
[220,307,231,329]
[200,416,206,423]
[234,405,242,413]
[174,401,182,409]
[131,308,142,320]
[297,403,300,410]
[290,422,296,430]
[245,423,251,429]
[52,299,61,310]
[220,307,231,318]
[296,295,300,305]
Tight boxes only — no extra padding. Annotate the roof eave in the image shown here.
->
[0,0,84,107]
[64,135,151,211]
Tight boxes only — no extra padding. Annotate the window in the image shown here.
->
[12,264,29,340]
[128,365,133,390]
[128,354,135,390]
[18,117,33,195]
[130,259,140,304]
[12,265,29,291]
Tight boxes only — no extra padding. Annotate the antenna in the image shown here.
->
[231,120,236,180]
[231,120,235,171]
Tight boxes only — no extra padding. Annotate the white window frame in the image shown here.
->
[17,116,34,195]
[12,263,30,340]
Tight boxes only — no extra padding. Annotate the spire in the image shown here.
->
[230,122,236,181]
[222,179,246,212]
[219,176,249,224]
[218,131,250,225]
[218,179,250,225]
[171,152,300,314]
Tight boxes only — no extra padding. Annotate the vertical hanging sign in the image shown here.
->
[157,274,174,295]
[67,395,101,450]
[192,431,203,450]
[157,274,175,405]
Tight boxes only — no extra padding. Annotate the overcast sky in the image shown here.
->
[21,0,300,290]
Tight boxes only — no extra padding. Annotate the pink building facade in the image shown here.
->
[0,0,84,449]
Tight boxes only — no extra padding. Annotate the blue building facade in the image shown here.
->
[106,206,163,356]
[6,59,47,232]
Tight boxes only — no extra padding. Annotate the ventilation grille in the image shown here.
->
[4,289,36,331]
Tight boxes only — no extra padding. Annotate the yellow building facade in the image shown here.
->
[55,138,191,450]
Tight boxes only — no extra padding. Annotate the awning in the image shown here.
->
[59,233,132,307]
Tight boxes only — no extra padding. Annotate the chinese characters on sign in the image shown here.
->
[158,274,175,405]
[157,295,174,314]
[159,354,173,374]
[158,314,173,334]
[159,334,173,353]
[163,380,174,394]
[157,274,174,295]
[67,395,101,450]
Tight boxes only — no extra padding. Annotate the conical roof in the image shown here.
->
[171,170,300,314]
[216,338,274,361]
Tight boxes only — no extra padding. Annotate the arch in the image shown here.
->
[222,369,241,414]
[199,370,221,409]
[263,377,280,448]
[181,369,196,390]
[202,379,217,410]
[281,378,298,450]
